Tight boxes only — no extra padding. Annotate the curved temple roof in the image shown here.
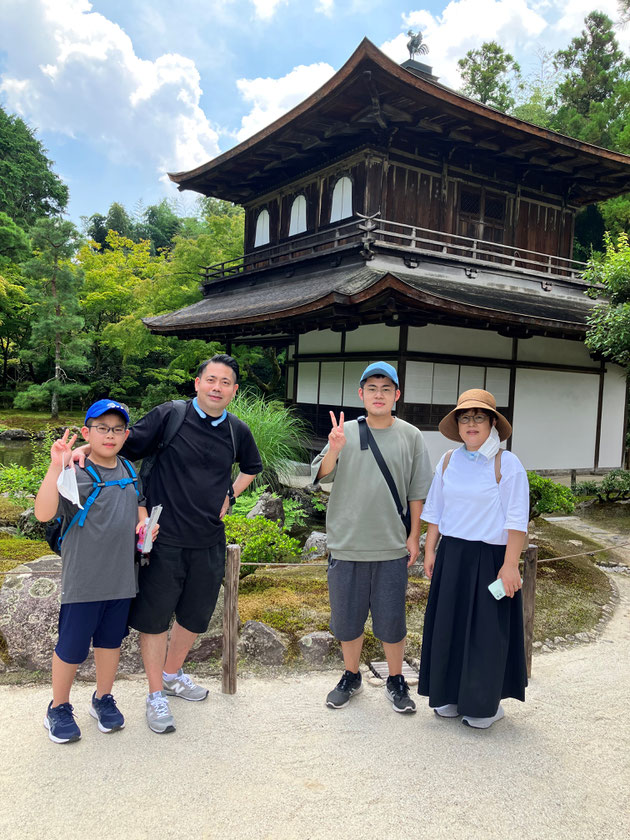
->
[169,38,630,206]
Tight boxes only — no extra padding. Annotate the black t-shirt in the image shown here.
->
[121,401,262,548]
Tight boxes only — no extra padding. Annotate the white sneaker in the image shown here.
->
[433,703,459,718]
[461,704,505,729]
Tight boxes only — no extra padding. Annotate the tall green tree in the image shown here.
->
[0,106,68,227]
[18,218,89,417]
[0,212,31,265]
[512,49,559,128]
[551,12,630,148]
[584,232,630,366]
[457,41,522,112]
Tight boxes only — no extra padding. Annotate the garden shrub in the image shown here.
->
[223,514,302,578]
[232,487,307,530]
[0,431,55,499]
[576,469,630,502]
[527,472,575,518]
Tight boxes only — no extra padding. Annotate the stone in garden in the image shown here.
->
[246,492,284,526]
[302,531,327,559]
[0,428,30,440]
[18,508,47,541]
[575,632,590,642]
[0,526,18,536]
[297,630,338,664]
[238,620,289,665]
[186,586,226,662]
[554,636,566,645]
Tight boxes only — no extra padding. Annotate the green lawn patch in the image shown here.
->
[0,410,84,432]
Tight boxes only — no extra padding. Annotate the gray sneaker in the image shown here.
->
[162,669,209,701]
[326,670,362,709]
[146,692,176,734]
[385,675,417,714]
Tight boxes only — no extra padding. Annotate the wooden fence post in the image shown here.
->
[522,544,538,679]
[222,543,241,694]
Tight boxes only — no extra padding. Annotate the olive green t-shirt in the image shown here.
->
[310,418,433,561]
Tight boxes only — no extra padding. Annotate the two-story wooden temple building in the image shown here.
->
[148,39,630,471]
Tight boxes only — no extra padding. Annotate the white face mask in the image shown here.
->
[57,465,84,509]
[478,424,501,459]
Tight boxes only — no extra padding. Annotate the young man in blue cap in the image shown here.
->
[35,399,149,743]
[312,362,432,713]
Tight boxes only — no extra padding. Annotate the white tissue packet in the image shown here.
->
[57,466,83,509]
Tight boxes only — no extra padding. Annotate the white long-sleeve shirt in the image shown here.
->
[421,446,530,545]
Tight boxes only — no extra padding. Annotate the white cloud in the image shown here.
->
[316,0,335,14]
[236,62,335,141]
[251,0,288,20]
[0,0,220,183]
[380,0,548,87]
[380,0,630,89]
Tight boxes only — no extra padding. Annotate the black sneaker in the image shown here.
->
[386,675,417,714]
[325,670,362,708]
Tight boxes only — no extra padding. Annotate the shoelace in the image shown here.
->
[177,673,195,688]
[150,695,171,716]
[337,672,358,692]
[96,693,118,712]
[388,678,409,699]
[51,702,76,723]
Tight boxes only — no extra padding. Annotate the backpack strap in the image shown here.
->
[441,450,454,476]
[159,399,188,451]
[494,450,502,484]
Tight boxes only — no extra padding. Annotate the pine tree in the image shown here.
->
[18,218,89,418]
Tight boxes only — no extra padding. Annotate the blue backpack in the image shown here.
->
[45,459,139,555]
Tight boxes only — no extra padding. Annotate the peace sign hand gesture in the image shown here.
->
[50,429,78,470]
[328,411,346,454]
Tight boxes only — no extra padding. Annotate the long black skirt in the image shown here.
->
[418,535,527,718]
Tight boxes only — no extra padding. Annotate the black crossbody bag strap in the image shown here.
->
[358,417,410,535]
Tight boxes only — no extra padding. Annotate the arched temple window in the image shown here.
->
[330,176,353,222]
[288,195,307,236]
[254,209,270,247]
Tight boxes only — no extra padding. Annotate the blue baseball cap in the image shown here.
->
[84,399,130,425]
[359,361,399,387]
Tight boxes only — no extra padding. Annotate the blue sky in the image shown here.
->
[1,0,628,226]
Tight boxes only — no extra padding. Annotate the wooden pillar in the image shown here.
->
[522,544,538,679]
[222,544,241,694]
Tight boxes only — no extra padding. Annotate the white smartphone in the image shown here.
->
[488,578,523,599]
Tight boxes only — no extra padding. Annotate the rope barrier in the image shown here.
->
[2,538,629,576]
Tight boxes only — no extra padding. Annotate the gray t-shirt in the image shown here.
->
[57,458,142,604]
[311,418,433,561]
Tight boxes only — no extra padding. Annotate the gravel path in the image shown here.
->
[1,573,629,840]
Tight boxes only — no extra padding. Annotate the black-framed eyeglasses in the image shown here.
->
[88,423,127,435]
[457,414,488,425]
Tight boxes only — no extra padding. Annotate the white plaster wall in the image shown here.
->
[296,362,319,403]
[343,361,365,407]
[408,325,512,359]
[319,362,344,404]
[598,364,626,468]
[516,336,598,367]
[299,329,341,354]
[420,431,507,471]
[511,369,599,469]
[345,324,399,352]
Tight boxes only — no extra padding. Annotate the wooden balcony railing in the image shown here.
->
[200,217,588,287]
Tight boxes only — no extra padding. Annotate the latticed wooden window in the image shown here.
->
[458,187,505,243]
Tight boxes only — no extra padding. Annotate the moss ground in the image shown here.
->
[0,410,84,432]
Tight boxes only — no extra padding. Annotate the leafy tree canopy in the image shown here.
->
[0,106,68,227]
[584,232,630,367]
[458,41,522,112]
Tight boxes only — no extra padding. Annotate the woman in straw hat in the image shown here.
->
[418,389,529,728]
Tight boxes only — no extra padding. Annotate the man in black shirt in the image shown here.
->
[85,355,262,733]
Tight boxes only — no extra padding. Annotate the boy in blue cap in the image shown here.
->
[312,362,432,713]
[35,399,152,743]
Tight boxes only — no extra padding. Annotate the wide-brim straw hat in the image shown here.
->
[438,389,512,442]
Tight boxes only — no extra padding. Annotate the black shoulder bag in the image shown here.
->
[357,416,411,537]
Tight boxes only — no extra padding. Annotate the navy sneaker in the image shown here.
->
[89,692,125,733]
[44,701,81,743]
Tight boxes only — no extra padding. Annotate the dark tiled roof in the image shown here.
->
[145,257,593,337]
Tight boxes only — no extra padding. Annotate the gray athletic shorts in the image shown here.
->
[327,555,408,644]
